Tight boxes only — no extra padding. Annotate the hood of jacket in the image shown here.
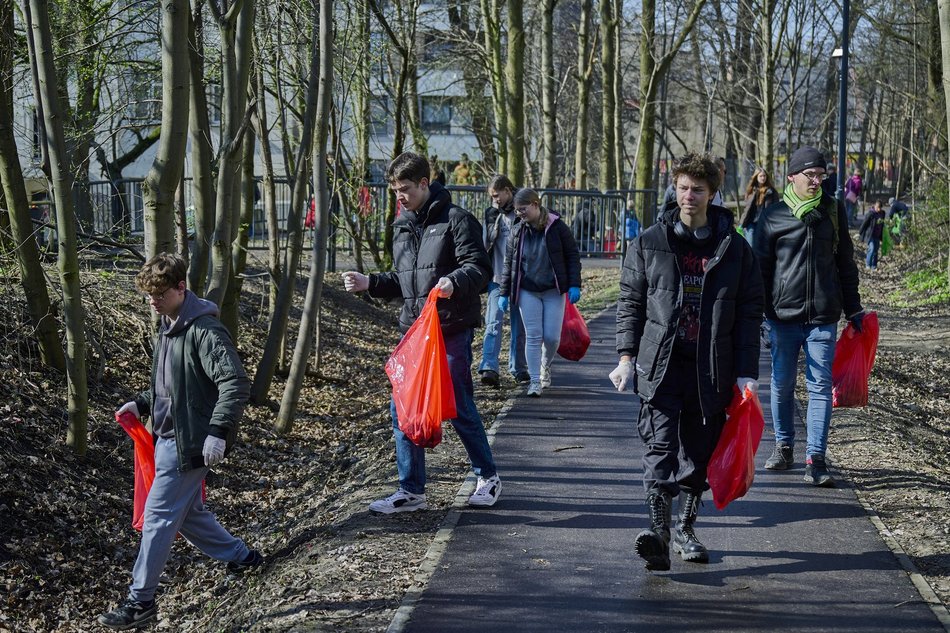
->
[163,290,219,337]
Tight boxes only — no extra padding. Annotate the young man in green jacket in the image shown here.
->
[98,253,261,630]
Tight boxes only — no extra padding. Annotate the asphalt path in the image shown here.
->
[396,308,946,633]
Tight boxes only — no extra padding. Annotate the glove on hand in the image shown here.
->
[736,377,757,395]
[435,277,454,298]
[498,296,509,312]
[568,286,581,304]
[116,401,140,419]
[342,271,369,293]
[849,311,865,334]
[609,359,636,392]
[202,436,226,467]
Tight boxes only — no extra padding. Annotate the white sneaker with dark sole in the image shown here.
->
[468,475,502,507]
[369,489,428,514]
[540,366,552,389]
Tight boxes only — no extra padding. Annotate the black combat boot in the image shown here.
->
[635,491,672,571]
[672,490,709,563]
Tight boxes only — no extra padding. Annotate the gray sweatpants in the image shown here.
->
[129,437,248,602]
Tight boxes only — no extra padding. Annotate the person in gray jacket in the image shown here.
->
[98,253,260,630]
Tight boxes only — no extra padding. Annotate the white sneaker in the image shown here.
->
[540,366,552,388]
[468,475,502,507]
[527,381,542,397]
[368,489,427,514]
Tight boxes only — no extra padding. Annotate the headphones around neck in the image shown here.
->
[673,220,714,245]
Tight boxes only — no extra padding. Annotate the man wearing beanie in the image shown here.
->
[752,146,864,487]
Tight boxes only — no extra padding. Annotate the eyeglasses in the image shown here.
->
[514,206,529,214]
[799,171,829,183]
[144,287,173,302]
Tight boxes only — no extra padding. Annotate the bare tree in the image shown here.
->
[141,0,191,257]
[540,0,558,187]
[573,0,594,189]
[26,0,89,453]
[481,0,508,174]
[938,0,950,277]
[0,0,64,371]
[505,0,526,183]
[276,0,333,434]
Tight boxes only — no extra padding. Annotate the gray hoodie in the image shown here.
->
[152,291,219,438]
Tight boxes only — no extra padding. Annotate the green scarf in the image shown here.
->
[783,186,822,220]
[782,186,839,252]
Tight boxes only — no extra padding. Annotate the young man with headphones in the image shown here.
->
[609,152,764,571]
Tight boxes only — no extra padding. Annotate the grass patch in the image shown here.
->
[903,267,950,305]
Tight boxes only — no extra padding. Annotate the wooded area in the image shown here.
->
[1,0,950,451]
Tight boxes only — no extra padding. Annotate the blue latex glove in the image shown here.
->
[849,311,865,334]
[498,296,509,312]
[568,287,581,304]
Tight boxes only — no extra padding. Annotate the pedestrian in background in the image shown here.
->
[479,174,529,386]
[499,188,581,397]
[859,199,886,270]
[753,146,864,488]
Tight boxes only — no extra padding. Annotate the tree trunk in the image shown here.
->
[505,0,525,183]
[220,126,256,337]
[253,45,280,318]
[613,0,624,188]
[141,0,191,258]
[540,0,557,187]
[206,0,255,308]
[276,0,333,434]
[600,0,616,190]
[250,10,322,405]
[634,0,706,224]
[187,1,216,295]
[27,0,88,453]
[574,0,594,189]
[938,0,950,279]
[481,0,507,174]
[0,0,64,371]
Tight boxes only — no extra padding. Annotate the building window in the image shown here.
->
[207,84,222,125]
[129,75,161,124]
[421,97,451,134]
[370,96,389,135]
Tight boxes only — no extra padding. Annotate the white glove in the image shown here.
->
[116,401,140,419]
[737,377,757,395]
[342,271,369,293]
[609,359,636,392]
[435,276,454,298]
[202,436,227,467]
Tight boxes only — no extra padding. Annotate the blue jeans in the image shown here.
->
[768,320,837,458]
[866,238,880,269]
[518,288,566,382]
[479,282,527,376]
[390,328,497,494]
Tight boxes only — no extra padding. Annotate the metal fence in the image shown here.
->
[66,178,656,267]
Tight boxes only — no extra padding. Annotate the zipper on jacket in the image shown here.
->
[806,225,814,323]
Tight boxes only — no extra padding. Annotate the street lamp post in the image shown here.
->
[835,0,850,203]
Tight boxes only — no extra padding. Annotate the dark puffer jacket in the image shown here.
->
[753,193,862,324]
[616,205,764,417]
[368,182,490,334]
[499,210,581,301]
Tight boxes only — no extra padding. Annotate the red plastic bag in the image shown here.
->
[116,411,156,531]
[385,288,457,448]
[557,302,591,361]
[707,384,766,510]
[832,311,879,408]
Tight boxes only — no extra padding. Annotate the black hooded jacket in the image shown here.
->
[753,192,862,324]
[368,182,490,334]
[616,204,764,417]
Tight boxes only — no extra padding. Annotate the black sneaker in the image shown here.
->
[480,369,500,387]
[514,371,531,384]
[804,455,835,487]
[227,549,264,574]
[764,443,793,470]
[97,598,157,630]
